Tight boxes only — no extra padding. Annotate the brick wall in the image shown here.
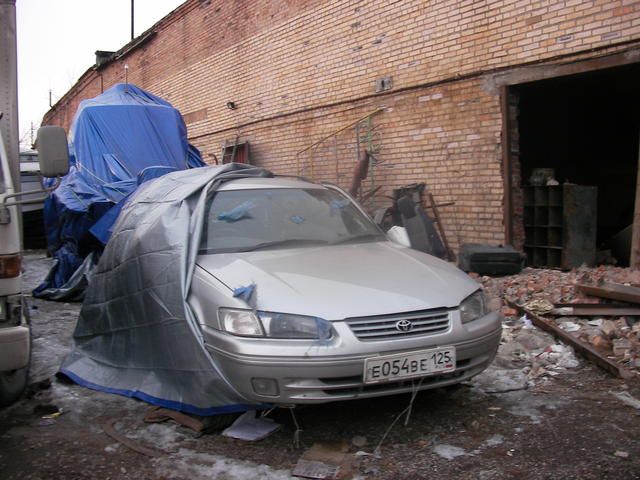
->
[44,0,640,250]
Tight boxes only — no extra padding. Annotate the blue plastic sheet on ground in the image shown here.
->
[35,83,205,301]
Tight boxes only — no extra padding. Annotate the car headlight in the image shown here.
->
[459,290,489,324]
[218,309,332,339]
[259,312,332,339]
[219,308,264,336]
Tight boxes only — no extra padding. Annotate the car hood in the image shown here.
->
[195,241,479,320]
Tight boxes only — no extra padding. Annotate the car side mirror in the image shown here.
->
[386,226,411,247]
[36,126,69,178]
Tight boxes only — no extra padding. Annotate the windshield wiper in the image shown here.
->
[236,238,330,252]
[330,233,385,245]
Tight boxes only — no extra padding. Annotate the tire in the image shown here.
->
[0,366,29,407]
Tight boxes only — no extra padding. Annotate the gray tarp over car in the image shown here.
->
[60,164,273,415]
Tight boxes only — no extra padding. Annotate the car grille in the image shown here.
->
[345,308,451,340]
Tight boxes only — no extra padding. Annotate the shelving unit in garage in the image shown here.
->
[523,184,597,269]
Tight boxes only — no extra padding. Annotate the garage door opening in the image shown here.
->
[513,62,640,268]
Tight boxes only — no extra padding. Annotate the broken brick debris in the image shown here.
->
[478,265,640,378]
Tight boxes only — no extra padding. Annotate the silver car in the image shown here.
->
[188,176,502,404]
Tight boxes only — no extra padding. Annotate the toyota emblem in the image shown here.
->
[395,319,413,332]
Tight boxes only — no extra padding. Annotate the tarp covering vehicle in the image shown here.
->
[60,164,273,415]
[59,163,501,415]
[34,83,205,300]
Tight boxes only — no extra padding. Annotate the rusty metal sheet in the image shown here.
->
[562,185,597,269]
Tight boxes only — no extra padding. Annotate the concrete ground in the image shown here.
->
[0,252,639,479]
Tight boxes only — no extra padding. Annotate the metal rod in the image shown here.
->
[2,176,61,205]
[428,192,455,261]
[366,115,376,209]
[334,135,338,184]
[131,0,135,40]
[295,107,384,156]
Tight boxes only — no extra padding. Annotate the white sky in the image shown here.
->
[16,0,185,148]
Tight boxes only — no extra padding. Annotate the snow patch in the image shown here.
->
[125,422,187,452]
[482,434,504,448]
[433,444,467,460]
[153,448,294,480]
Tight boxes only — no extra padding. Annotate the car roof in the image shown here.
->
[217,176,326,191]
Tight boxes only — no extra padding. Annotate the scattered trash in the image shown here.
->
[293,460,340,480]
[610,390,640,410]
[293,441,355,480]
[559,321,581,333]
[520,314,533,329]
[221,411,281,442]
[42,409,65,420]
[290,215,305,224]
[523,299,554,315]
[614,450,629,459]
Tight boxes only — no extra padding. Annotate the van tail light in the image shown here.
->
[0,254,21,278]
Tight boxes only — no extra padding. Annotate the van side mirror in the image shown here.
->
[36,126,69,178]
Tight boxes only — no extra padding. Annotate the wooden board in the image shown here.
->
[578,283,640,305]
[551,306,640,316]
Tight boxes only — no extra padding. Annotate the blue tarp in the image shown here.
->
[34,83,205,300]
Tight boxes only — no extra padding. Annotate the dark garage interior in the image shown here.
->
[516,62,640,267]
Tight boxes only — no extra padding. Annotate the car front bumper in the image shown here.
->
[204,311,502,404]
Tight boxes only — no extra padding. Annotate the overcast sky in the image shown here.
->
[16,0,185,148]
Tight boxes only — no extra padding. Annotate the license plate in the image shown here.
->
[363,347,456,384]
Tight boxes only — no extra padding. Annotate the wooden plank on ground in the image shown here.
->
[551,306,640,316]
[578,282,640,305]
[506,299,634,380]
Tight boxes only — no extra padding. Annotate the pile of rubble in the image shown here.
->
[497,315,580,382]
[472,265,640,375]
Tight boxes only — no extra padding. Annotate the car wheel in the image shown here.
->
[0,366,29,407]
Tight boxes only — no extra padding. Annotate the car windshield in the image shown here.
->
[199,187,384,254]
